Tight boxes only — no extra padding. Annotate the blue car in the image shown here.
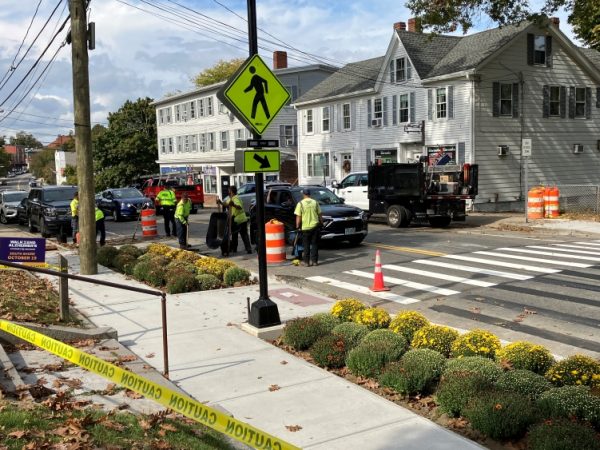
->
[96,188,153,221]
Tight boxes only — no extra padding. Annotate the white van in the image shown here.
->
[330,172,369,210]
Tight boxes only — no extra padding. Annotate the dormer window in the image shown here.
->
[527,33,552,67]
[389,57,411,83]
[534,36,546,65]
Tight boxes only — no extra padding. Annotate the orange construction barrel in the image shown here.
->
[141,209,158,238]
[265,219,286,264]
[527,187,545,220]
[544,186,560,219]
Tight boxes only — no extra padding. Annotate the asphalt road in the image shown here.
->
[2,184,599,360]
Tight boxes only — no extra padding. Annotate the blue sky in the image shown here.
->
[0,0,577,144]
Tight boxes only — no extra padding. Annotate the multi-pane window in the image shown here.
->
[399,94,409,123]
[342,103,351,130]
[191,134,198,152]
[203,175,217,193]
[207,132,215,151]
[575,87,586,117]
[235,128,246,140]
[165,108,171,124]
[395,58,406,82]
[549,86,560,116]
[176,136,183,152]
[221,131,228,150]
[159,109,165,125]
[167,138,173,153]
[189,101,196,119]
[374,98,383,119]
[181,103,188,121]
[534,36,546,65]
[198,99,205,117]
[160,138,166,153]
[175,105,181,122]
[184,135,190,152]
[199,133,206,152]
[500,84,513,116]
[282,125,295,146]
[306,110,313,133]
[207,97,213,115]
[307,153,329,177]
[322,107,330,132]
[436,88,447,119]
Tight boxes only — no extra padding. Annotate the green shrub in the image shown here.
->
[537,386,600,426]
[331,322,369,349]
[113,253,137,275]
[311,313,341,334]
[451,329,501,359]
[346,339,405,378]
[436,371,494,417]
[444,356,503,383]
[223,266,251,286]
[310,334,349,369]
[330,298,367,322]
[195,257,235,280]
[132,255,169,286]
[166,271,198,294]
[166,260,197,277]
[464,391,537,440]
[496,369,553,400]
[196,273,221,291]
[378,348,446,396]
[545,355,600,388]
[528,419,600,450]
[411,325,459,357]
[282,317,330,351]
[118,244,144,259]
[495,341,555,374]
[352,307,391,330]
[362,329,408,351]
[174,250,201,264]
[389,311,430,342]
[97,245,119,268]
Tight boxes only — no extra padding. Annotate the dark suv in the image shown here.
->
[27,186,78,237]
[250,185,368,246]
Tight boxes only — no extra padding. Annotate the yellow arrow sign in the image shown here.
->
[218,55,290,135]
[243,150,281,173]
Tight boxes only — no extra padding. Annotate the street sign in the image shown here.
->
[522,138,532,157]
[243,150,280,173]
[247,139,279,148]
[217,54,290,136]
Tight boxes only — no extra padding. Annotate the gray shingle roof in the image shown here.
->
[294,56,384,104]
[397,31,461,78]
[579,47,600,72]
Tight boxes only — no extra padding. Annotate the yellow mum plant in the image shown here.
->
[146,243,172,256]
[353,307,391,330]
[389,311,430,342]
[545,354,600,388]
[451,329,501,359]
[411,325,459,357]
[495,341,554,374]
[330,298,367,322]
[195,256,235,280]
[175,250,202,264]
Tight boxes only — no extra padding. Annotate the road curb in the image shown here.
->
[0,322,117,346]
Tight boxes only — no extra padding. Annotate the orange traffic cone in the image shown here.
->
[370,249,389,292]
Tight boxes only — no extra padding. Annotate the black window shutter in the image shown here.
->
[527,33,534,66]
[543,85,549,118]
[546,36,553,68]
[586,87,592,119]
[407,59,412,79]
[410,92,416,123]
[427,89,432,121]
[279,125,285,144]
[448,86,454,119]
[367,99,372,127]
[492,82,500,117]
[392,95,397,125]
[458,142,466,165]
[390,60,395,83]
[291,86,298,101]
[383,97,388,126]
[560,86,566,118]
[512,83,519,118]
[597,87,600,108]
[569,87,575,118]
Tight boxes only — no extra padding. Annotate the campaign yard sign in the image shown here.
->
[0,237,46,265]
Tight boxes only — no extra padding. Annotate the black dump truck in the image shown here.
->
[368,161,478,228]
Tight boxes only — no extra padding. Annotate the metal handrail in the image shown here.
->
[0,259,170,377]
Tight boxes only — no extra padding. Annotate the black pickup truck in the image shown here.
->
[26,186,78,238]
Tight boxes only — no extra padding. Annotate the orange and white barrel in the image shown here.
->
[527,187,545,220]
[544,186,560,219]
[141,209,158,238]
[265,219,286,264]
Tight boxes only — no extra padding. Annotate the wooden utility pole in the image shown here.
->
[69,0,96,274]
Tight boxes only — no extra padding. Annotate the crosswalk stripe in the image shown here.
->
[528,245,600,256]
[382,264,496,288]
[345,269,460,296]
[441,254,560,274]
[550,244,600,254]
[574,241,600,247]
[306,276,420,304]
[474,251,591,268]
[499,247,600,262]
[413,259,533,280]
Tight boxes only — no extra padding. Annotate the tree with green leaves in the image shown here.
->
[192,58,245,87]
[30,148,56,184]
[93,98,158,191]
[406,0,600,50]
[64,165,77,185]
[0,149,10,177]
[9,131,43,148]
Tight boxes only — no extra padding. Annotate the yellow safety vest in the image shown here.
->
[70,198,79,217]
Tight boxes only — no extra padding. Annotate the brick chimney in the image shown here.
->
[550,17,560,27]
[273,51,288,69]
[407,17,422,32]
[394,21,407,31]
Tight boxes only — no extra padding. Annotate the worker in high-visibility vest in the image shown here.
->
[70,192,79,244]
[155,185,176,237]
[95,206,106,246]
[174,192,192,249]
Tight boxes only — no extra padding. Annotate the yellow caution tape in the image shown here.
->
[0,262,62,271]
[0,319,300,450]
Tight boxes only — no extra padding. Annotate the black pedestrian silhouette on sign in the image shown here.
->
[244,66,270,119]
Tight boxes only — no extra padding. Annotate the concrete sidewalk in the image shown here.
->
[49,252,484,450]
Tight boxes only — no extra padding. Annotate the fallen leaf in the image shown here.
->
[160,423,177,432]
[125,390,143,399]
[285,424,302,432]
[118,355,138,362]
[524,308,537,315]
[280,360,288,365]
[470,307,481,314]
[268,384,280,391]
[7,430,26,438]
[145,352,155,358]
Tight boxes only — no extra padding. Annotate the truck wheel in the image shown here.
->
[386,205,407,228]
[40,219,50,238]
[28,216,38,232]
[112,209,122,222]
[429,217,452,228]
[0,212,6,224]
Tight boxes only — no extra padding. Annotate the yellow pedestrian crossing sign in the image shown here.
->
[243,150,281,173]
[217,55,290,136]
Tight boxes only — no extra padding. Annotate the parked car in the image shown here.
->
[0,190,28,224]
[96,187,153,221]
[249,185,368,246]
[16,198,28,225]
[26,185,78,238]
[227,181,291,214]
[330,172,369,210]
